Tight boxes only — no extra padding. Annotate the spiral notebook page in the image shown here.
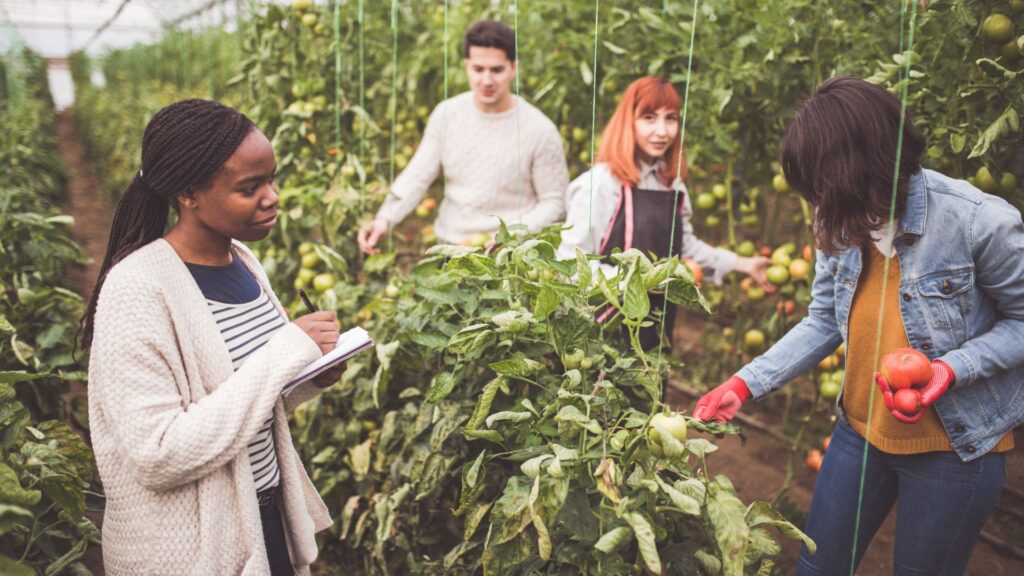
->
[283,327,374,393]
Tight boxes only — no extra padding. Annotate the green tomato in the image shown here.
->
[580,356,594,370]
[385,284,400,298]
[648,412,688,453]
[312,273,336,293]
[695,192,717,210]
[819,379,840,400]
[766,264,790,286]
[301,252,320,270]
[772,173,790,193]
[563,348,585,370]
[711,183,728,199]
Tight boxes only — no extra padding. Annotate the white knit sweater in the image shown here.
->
[376,91,569,243]
[88,239,332,575]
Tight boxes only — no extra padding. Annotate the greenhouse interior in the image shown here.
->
[1,0,1022,574]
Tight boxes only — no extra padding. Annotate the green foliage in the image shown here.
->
[1,47,98,574]
[291,228,807,574]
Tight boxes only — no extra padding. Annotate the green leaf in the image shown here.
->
[624,512,661,574]
[0,504,33,535]
[685,438,719,459]
[363,252,396,274]
[0,556,33,576]
[463,500,492,541]
[39,475,85,520]
[466,377,503,430]
[0,464,41,506]
[707,478,750,576]
[0,314,13,333]
[0,371,47,384]
[533,285,560,319]
[429,414,467,452]
[313,244,349,275]
[622,261,650,322]
[594,525,633,553]
[408,331,449,349]
[347,439,372,481]
[489,475,533,546]
[462,429,504,445]
[554,405,603,434]
[969,105,1020,159]
[575,248,592,293]
[746,501,816,554]
[426,372,457,403]
[579,61,593,86]
[656,475,701,515]
[489,358,543,380]
[44,534,90,575]
[528,474,552,560]
[486,411,533,428]
[601,40,628,55]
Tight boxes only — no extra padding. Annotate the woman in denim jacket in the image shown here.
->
[694,77,1023,575]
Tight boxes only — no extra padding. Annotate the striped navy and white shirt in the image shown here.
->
[186,255,301,494]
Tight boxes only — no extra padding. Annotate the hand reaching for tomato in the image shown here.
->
[875,359,954,423]
[694,376,752,422]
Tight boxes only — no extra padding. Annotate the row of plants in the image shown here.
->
[0,49,99,575]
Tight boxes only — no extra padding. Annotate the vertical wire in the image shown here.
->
[358,0,365,215]
[387,0,398,248]
[655,0,700,392]
[333,0,342,158]
[849,2,918,573]
[586,0,600,233]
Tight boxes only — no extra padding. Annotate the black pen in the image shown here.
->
[297,289,318,313]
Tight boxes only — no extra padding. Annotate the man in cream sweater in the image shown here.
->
[357,20,569,252]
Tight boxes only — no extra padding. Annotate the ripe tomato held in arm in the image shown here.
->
[893,388,922,414]
[880,347,932,389]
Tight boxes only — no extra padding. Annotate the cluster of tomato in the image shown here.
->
[879,347,933,415]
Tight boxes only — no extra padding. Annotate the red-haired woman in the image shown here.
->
[558,76,773,349]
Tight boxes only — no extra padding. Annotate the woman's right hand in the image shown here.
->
[693,376,752,422]
[293,311,339,354]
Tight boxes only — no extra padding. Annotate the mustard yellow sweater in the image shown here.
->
[842,245,1014,454]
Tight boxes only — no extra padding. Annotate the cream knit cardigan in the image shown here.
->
[88,238,332,575]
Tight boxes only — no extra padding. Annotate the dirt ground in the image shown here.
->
[56,110,109,575]
[667,314,1024,576]
[57,111,112,305]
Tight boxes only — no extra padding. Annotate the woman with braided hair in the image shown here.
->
[82,99,343,576]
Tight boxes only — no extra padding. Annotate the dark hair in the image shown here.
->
[79,99,255,350]
[781,76,925,254]
[463,20,516,62]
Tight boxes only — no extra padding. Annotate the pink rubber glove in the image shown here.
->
[694,376,752,422]
[875,360,954,424]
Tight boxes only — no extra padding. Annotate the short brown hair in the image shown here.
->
[781,77,924,254]
[464,20,516,62]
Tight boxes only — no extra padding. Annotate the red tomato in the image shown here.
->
[893,388,922,414]
[806,449,823,472]
[880,348,932,389]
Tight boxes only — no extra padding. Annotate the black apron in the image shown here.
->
[599,184,686,351]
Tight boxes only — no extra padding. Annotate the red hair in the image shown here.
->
[596,76,687,186]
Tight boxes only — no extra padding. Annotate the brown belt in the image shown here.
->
[257,484,281,508]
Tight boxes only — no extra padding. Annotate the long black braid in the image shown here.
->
[79,99,256,350]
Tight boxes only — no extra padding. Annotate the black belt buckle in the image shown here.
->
[257,485,280,507]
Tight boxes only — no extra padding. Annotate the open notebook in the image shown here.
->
[283,326,374,393]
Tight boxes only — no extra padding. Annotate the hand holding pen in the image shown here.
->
[294,289,338,354]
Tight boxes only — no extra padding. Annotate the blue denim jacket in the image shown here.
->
[737,169,1024,462]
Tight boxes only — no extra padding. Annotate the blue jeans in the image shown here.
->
[796,418,1005,575]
